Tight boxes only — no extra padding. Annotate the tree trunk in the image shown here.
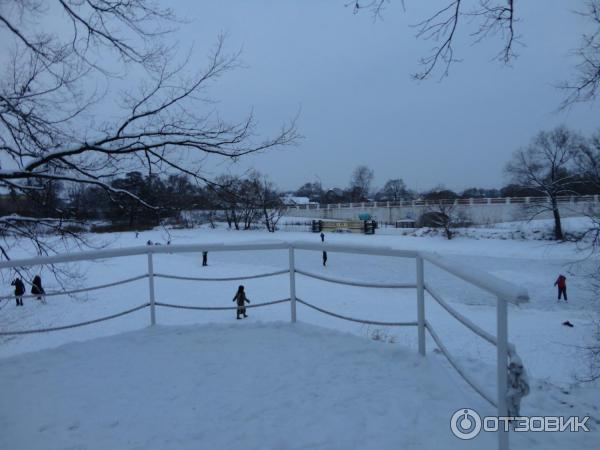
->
[551,198,563,240]
[444,224,453,240]
[263,206,274,232]
[128,206,135,227]
[229,208,239,230]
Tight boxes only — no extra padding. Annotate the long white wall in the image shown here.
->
[286,196,599,225]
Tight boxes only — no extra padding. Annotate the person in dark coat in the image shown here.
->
[202,251,208,267]
[11,278,25,306]
[322,251,328,267]
[554,274,567,302]
[31,275,45,302]
[232,285,250,319]
[320,232,325,242]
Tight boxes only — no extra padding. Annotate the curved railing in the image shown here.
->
[0,241,529,450]
[296,298,417,327]
[154,269,289,282]
[0,303,150,335]
[155,298,291,311]
[0,267,290,333]
[295,269,415,289]
[0,274,149,301]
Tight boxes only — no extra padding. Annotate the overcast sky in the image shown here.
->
[44,1,589,194]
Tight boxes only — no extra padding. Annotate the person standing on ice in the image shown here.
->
[31,275,46,303]
[11,277,25,306]
[233,285,250,319]
[202,251,208,267]
[554,274,567,302]
[322,251,327,267]
[320,232,325,242]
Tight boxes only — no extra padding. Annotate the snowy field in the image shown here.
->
[1,225,599,449]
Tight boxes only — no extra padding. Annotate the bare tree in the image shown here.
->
[249,172,286,232]
[569,129,600,249]
[421,187,465,239]
[213,175,243,230]
[0,1,298,263]
[561,1,600,107]
[352,0,517,79]
[380,178,407,201]
[575,129,600,191]
[349,165,374,202]
[352,1,600,107]
[504,126,582,240]
[421,201,463,240]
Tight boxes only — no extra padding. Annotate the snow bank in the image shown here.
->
[1,322,496,450]
[2,322,597,450]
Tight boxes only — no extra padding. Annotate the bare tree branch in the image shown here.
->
[0,1,300,266]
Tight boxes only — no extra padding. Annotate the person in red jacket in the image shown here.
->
[554,274,567,302]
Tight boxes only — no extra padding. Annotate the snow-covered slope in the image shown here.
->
[0,227,598,449]
[1,322,597,450]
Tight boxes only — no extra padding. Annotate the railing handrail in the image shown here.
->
[421,251,529,304]
[0,241,289,269]
[0,274,148,301]
[425,282,517,354]
[0,241,529,305]
[291,241,419,258]
[0,239,528,449]
[296,269,416,289]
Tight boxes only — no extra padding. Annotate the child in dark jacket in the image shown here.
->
[232,285,250,319]
[11,278,25,306]
[31,275,46,302]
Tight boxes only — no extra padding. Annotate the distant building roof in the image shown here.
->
[282,196,312,205]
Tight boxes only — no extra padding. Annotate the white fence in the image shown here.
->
[287,194,600,226]
[288,194,600,210]
[0,241,530,450]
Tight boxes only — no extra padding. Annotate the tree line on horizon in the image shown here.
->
[0,170,286,233]
[2,126,599,238]
[293,127,600,208]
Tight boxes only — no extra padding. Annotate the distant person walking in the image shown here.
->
[322,251,328,267]
[320,232,325,242]
[11,278,25,306]
[233,285,250,319]
[202,251,208,267]
[31,275,46,303]
[554,274,567,302]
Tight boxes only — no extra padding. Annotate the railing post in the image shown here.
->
[416,255,426,356]
[289,247,297,323]
[147,251,156,326]
[497,296,509,450]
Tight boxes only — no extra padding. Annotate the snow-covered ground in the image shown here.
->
[1,322,497,450]
[1,226,599,449]
[375,216,598,241]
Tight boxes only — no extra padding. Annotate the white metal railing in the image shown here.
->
[287,194,600,210]
[0,241,529,450]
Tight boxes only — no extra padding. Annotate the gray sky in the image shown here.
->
[13,0,591,195]
[169,0,598,193]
